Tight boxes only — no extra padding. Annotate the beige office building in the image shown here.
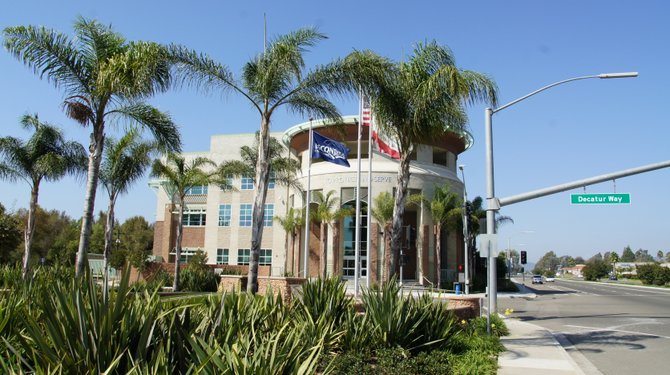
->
[151,115,470,285]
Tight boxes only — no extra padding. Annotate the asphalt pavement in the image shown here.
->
[497,281,598,374]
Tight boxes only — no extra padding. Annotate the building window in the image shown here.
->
[175,248,198,263]
[237,249,251,265]
[241,176,254,190]
[186,185,208,195]
[217,248,229,265]
[218,204,232,226]
[260,249,272,266]
[239,204,252,227]
[182,208,206,226]
[268,171,275,189]
[264,204,274,227]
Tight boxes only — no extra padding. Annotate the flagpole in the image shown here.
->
[303,119,313,279]
[354,98,363,298]
[366,101,373,289]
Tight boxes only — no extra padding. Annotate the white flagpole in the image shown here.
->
[303,119,313,278]
[354,97,363,298]
[366,98,373,289]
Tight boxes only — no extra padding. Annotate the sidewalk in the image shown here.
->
[497,279,598,374]
[498,318,588,374]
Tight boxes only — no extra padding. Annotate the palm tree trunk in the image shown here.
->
[248,115,272,293]
[102,192,117,302]
[390,153,411,278]
[21,183,39,280]
[174,199,185,291]
[320,222,327,278]
[75,128,105,277]
[435,224,442,288]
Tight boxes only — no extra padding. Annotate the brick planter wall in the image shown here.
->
[218,275,307,304]
[446,296,481,319]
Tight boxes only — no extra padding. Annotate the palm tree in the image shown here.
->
[274,207,304,276]
[371,191,394,282]
[219,133,303,193]
[169,28,390,293]
[311,190,354,278]
[3,17,181,277]
[370,41,497,278]
[0,114,86,279]
[99,130,154,298]
[150,153,216,291]
[426,185,461,288]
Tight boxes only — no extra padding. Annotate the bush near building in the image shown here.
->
[636,263,670,286]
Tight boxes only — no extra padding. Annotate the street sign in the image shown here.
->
[478,234,498,258]
[571,193,631,205]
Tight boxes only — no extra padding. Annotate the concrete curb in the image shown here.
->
[498,318,591,374]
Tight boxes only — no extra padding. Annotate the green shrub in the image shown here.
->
[636,263,670,286]
[179,267,219,292]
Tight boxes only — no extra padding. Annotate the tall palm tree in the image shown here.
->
[371,191,394,282]
[219,133,303,193]
[311,190,353,278]
[426,185,461,288]
[370,42,498,278]
[150,153,216,291]
[274,207,304,276]
[0,114,86,279]
[169,28,390,293]
[99,130,154,298]
[3,17,181,277]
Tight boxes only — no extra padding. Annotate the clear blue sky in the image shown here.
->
[1,1,668,263]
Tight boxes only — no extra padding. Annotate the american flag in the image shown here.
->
[361,95,371,127]
[361,94,400,159]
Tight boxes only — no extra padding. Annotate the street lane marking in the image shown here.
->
[564,324,670,340]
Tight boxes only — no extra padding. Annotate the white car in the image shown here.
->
[545,277,555,282]
[532,275,543,284]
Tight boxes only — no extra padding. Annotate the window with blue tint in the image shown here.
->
[181,208,206,226]
[241,176,254,190]
[268,171,275,189]
[263,204,274,227]
[218,204,231,226]
[217,248,229,265]
[239,204,252,227]
[260,249,272,266]
[186,185,208,195]
[237,249,250,265]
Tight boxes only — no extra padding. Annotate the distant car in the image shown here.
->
[545,277,555,282]
[609,274,618,281]
[532,275,543,284]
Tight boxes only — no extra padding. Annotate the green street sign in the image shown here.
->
[571,193,631,205]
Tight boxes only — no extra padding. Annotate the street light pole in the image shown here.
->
[484,71,637,320]
[459,165,470,294]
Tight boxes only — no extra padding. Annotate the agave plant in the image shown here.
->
[4,268,171,373]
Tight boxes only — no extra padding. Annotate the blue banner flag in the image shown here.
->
[311,131,350,167]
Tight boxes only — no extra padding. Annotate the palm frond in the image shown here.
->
[108,103,181,153]
[3,25,88,97]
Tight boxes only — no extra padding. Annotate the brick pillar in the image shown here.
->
[369,223,380,285]
[332,222,341,276]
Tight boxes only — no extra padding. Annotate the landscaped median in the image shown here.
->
[0,265,508,374]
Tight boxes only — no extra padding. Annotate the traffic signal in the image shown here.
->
[458,264,464,272]
[520,250,527,265]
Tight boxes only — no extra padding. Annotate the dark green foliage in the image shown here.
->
[0,273,504,374]
[583,258,610,281]
[0,204,21,264]
[179,250,219,292]
[179,267,219,292]
[636,263,670,286]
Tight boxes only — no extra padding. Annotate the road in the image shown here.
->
[499,279,670,375]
